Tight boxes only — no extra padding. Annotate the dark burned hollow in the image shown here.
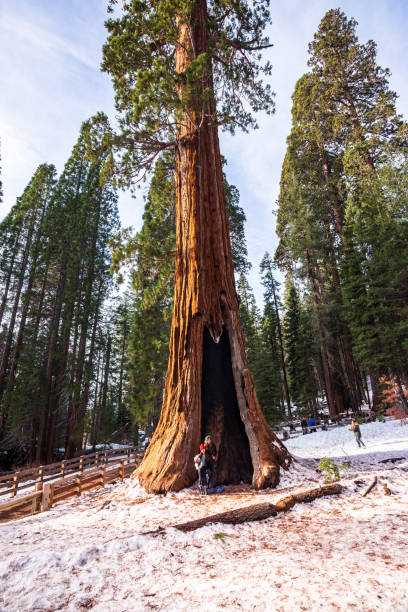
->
[201,326,253,485]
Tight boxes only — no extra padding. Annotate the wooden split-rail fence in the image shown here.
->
[0,447,141,522]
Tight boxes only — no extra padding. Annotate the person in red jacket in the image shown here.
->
[204,435,217,490]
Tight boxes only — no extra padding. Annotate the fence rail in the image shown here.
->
[0,447,141,522]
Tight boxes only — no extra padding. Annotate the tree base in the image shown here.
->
[137,320,292,493]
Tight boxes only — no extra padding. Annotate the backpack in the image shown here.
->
[194,453,205,470]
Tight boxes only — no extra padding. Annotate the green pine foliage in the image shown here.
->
[0,125,123,467]
[260,252,292,419]
[276,8,408,414]
[237,273,285,425]
[282,278,321,413]
[99,0,274,183]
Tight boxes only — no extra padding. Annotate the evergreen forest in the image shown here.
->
[0,6,407,471]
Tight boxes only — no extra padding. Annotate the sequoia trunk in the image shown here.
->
[137,1,291,493]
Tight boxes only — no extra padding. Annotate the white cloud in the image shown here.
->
[1,0,407,305]
[1,13,98,72]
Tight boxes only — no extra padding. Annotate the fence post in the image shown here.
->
[41,483,51,511]
[32,482,42,514]
[120,459,124,482]
[76,476,82,497]
[95,452,99,468]
[126,448,130,465]
[37,466,44,487]
[104,450,108,464]
[61,460,66,478]
[100,465,106,487]
[79,457,84,474]
[11,472,20,498]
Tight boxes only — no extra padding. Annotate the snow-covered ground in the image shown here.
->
[284,418,408,468]
[1,420,407,612]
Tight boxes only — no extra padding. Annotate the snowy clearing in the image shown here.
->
[1,419,408,612]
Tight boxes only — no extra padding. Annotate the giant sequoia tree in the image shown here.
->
[102,0,291,492]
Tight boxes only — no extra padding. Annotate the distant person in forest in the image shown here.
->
[308,416,317,433]
[301,418,308,435]
[349,419,365,448]
[204,435,217,490]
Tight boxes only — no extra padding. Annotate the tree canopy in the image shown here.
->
[100,0,274,183]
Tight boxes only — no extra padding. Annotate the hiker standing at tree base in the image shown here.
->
[350,418,366,448]
[204,435,217,490]
[194,444,210,491]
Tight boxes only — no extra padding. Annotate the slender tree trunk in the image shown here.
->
[321,158,345,247]
[137,1,291,493]
[90,351,102,450]
[65,198,101,458]
[306,250,338,417]
[0,212,39,440]
[362,372,372,410]
[69,286,103,457]
[45,259,84,463]
[395,373,408,412]
[329,254,363,411]
[271,280,291,419]
[36,259,67,462]
[117,314,128,427]
[0,227,22,330]
[2,250,41,401]
[99,334,111,443]
[31,258,50,343]
[369,369,381,410]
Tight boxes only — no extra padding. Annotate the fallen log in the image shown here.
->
[143,483,342,535]
[174,483,342,532]
[361,475,377,497]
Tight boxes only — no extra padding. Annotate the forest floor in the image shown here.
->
[1,420,408,612]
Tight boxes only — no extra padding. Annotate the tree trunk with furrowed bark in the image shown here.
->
[136,1,291,494]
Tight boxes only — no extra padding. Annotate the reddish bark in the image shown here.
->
[322,159,345,247]
[137,1,291,493]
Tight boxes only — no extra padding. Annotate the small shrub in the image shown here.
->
[213,532,226,542]
[318,457,349,483]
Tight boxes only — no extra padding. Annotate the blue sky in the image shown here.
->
[1,0,407,303]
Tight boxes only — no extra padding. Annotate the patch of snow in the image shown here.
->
[1,419,407,611]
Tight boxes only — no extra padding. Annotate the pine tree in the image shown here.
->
[0,124,120,467]
[236,273,286,425]
[282,277,320,414]
[260,253,291,419]
[0,164,57,446]
[276,9,406,415]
